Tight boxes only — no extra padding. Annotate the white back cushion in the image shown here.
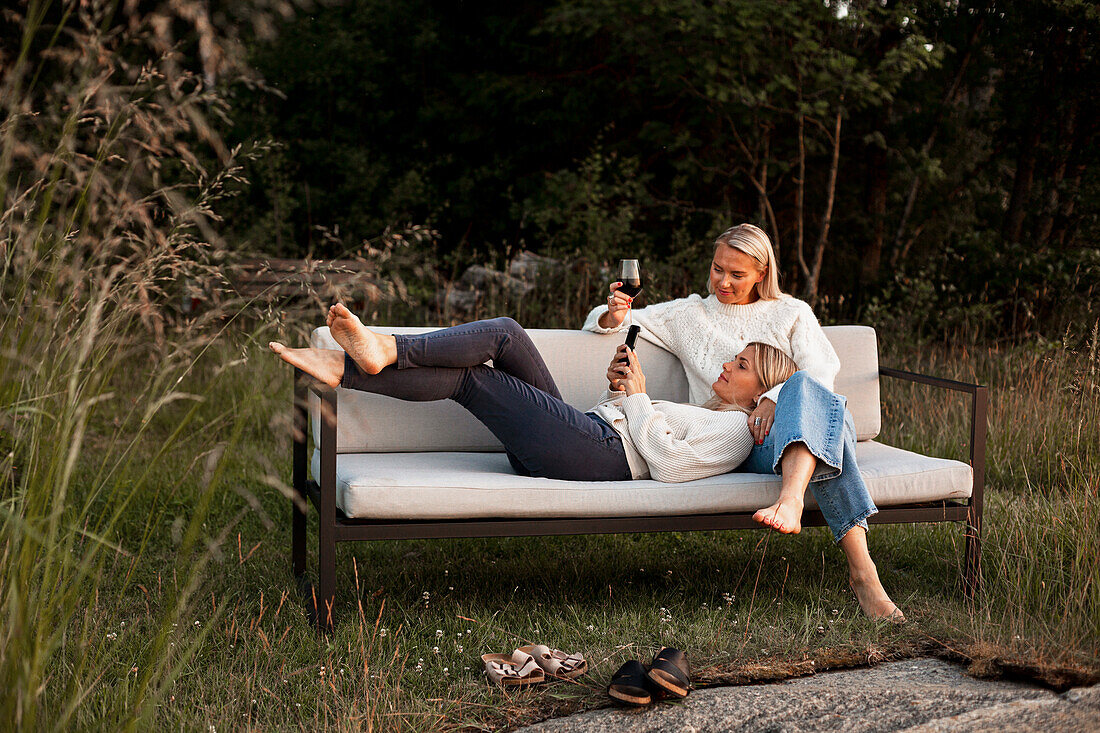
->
[825,325,881,440]
[309,323,879,452]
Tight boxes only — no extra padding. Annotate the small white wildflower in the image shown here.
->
[831,609,839,616]
[251,699,257,705]
[817,625,826,634]
[120,621,126,627]
[432,646,440,654]
[443,667,449,674]
[466,628,471,634]
[456,645,463,653]
[448,586,454,590]
[194,621,201,626]
[422,591,430,599]
[586,624,594,631]
[380,628,388,637]
[106,632,117,640]
[457,631,463,638]
[435,629,443,638]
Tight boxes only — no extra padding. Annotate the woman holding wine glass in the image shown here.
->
[584,224,903,620]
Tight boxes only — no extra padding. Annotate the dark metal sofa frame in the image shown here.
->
[291,366,987,628]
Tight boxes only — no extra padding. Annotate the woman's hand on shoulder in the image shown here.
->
[597,282,633,329]
[747,398,775,445]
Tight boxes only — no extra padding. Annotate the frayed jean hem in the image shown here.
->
[770,434,843,482]
[831,506,878,544]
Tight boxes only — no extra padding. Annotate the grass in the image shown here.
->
[11,324,1093,731]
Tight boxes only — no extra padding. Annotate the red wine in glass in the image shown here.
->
[618,259,643,298]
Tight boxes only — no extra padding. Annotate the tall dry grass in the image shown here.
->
[878,329,1100,666]
[0,1,298,727]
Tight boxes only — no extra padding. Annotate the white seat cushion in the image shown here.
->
[316,440,972,520]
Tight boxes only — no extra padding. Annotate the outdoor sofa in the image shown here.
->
[290,325,987,627]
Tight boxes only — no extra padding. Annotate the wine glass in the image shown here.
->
[618,259,643,327]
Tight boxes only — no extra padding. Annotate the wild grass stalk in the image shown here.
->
[0,2,285,728]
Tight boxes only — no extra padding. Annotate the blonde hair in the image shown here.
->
[708,223,783,301]
[703,342,798,412]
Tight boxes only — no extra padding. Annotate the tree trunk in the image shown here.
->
[807,110,843,303]
[758,130,781,264]
[864,144,889,284]
[1002,122,1042,244]
[892,17,983,258]
[795,112,807,291]
[1003,27,1067,244]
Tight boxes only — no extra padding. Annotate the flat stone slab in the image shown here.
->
[517,658,1100,732]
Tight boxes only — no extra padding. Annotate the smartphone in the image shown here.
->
[619,325,641,364]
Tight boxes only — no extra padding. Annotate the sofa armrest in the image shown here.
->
[878,367,988,522]
[294,369,338,521]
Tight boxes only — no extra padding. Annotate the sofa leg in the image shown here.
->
[963,518,982,599]
[292,368,309,580]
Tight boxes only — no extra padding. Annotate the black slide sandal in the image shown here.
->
[607,660,653,706]
[645,647,691,698]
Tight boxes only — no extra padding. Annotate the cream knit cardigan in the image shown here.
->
[582,293,840,405]
[587,392,754,481]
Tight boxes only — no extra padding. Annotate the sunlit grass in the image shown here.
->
[12,330,1090,731]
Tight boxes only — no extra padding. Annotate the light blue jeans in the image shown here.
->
[739,371,878,543]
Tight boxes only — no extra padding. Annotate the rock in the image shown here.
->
[443,288,478,314]
[510,250,564,282]
[459,265,533,298]
[516,658,1100,733]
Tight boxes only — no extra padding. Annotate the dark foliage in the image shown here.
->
[217,0,1099,338]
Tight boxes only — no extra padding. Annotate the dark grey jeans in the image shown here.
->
[339,317,632,481]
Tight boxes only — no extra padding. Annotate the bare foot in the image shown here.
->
[269,342,345,388]
[850,565,905,622]
[327,303,394,375]
[752,498,804,534]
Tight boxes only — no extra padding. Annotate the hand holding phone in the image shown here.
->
[619,325,641,363]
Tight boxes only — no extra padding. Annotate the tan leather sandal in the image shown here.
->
[481,649,545,687]
[518,644,588,680]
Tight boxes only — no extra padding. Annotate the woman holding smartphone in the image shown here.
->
[271,304,793,484]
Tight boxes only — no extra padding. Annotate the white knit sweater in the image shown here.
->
[588,392,754,481]
[582,293,840,405]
